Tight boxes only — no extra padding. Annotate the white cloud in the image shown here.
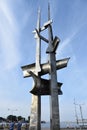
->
[58,31,77,56]
[0,1,21,71]
[0,1,18,31]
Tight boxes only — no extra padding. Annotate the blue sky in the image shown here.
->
[0,0,87,122]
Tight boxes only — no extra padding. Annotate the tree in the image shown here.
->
[17,116,24,121]
[0,117,6,122]
[7,115,17,121]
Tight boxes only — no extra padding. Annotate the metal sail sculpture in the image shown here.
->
[21,4,70,130]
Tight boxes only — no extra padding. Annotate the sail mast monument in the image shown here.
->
[21,3,70,130]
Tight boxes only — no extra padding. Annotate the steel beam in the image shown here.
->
[21,58,70,78]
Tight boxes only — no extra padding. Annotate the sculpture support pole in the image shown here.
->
[47,4,60,130]
[29,9,41,130]
[35,9,41,130]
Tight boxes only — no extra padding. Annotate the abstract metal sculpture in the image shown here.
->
[21,4,70,130]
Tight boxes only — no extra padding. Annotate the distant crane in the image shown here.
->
[74,99,84,127]
[74,99,78,124]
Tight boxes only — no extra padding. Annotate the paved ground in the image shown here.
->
[0,127,87,130]
[41,128,87,130]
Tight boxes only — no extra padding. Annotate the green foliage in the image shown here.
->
[7,115,17,121]
[17,116,25,121]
